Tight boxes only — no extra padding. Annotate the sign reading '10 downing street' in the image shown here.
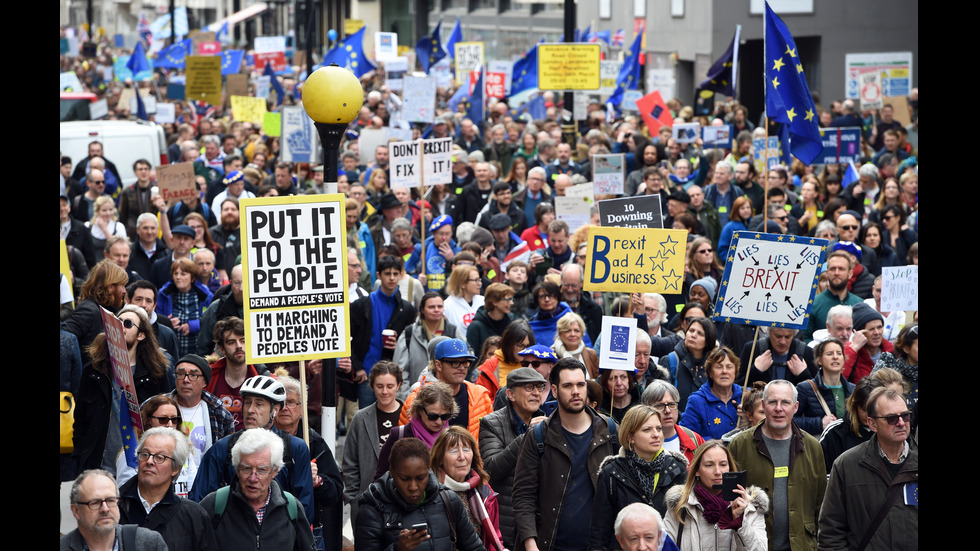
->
[713,232,828,330]
[240,195,351,363]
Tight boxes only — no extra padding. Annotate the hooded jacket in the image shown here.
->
[663,484,769,551]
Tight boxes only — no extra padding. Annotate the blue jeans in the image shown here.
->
[312,525,325,551]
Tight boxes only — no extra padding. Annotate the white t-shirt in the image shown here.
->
[443,294,485,330]
[178,400,212,495]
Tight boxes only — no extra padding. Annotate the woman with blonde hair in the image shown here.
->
[664,440,769,550]
[443,264,485,331]
[86,195,128,252]
[552,311,598,378]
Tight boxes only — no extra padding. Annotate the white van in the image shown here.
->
[60,120,168,188]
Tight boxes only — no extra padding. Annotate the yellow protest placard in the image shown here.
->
[263,112,282,137]
[185,56,222,103]
[583,227,688,293]
[538,43,601,91]
[231,95,267,125]
[60,240,74,307]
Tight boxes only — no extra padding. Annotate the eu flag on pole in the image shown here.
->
[134,90,148,121]
[415,21,446,73]
[155,42,187,69]
[606,24,643,106]
[464,68,485,125]
[323,25,376,78]
[221,50,244,75]
[126,41,151,77]
[699,25,740,97]
[765,2,822,165]
[510,43,540,95]
[445,18,463,59]
[264,62,286,106]
[841,161,860,188]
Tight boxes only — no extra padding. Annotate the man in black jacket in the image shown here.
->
[739,327,817,386]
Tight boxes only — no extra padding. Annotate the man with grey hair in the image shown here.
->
[642,293,669,338]
[842,162,881,215]
[633,331,671,392]
[528,137,556,172]
[128,212,170,280]
[704,161,743,227]
[809,304,854,348]
[483,122,517,175]
[196,134,226,183]
[559,262,603,343]
[200,428,315,550]
[614,502,673,551]
[729,380,826,551]
[62,469,168,550]
[118,427,217,551]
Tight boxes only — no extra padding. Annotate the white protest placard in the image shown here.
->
[880,266,918,313]
[358,128,390,165]
[255,75,271,100]
[241,194,350,363]
[622,90,643,112]
[555,194,594,234]
[592,153,625,195]
[389,139,421,189]
[155,102,175,123]
[598,315,637,371]
[402,76,437,123]
[254,35,286,54]
[388,127,413,142]
[385,57,409,91]
[712,232,828,330]
[89,98,109,120]
[564,183,595,199]
[454,42,485,86]
[701,125,732,148]
[375,32,399,62]
[488,60,513,95]
[422,137,454,185]
[574,93,590,121]
[600,60,623,97]
[673,122,701,144]
[60,71,84,92]
[859,71,883,111]
[130,94,157,114]
[280,106,319,163]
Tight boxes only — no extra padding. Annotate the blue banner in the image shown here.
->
[816,127,861,165]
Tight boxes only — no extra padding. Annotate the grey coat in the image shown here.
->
[342,402,401,524]
[393,320,467,400]
[61,526,168,551]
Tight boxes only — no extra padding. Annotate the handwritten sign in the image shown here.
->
[598,315,637,371]
[389,137,454,189]
[454,42,485,86]
[185,56,222,102]
[155,162,197,204]
[555,193,594,235]
[280,106,319,163]
[597,195,663,228]
[537,43,601,91]
[712,232,829,330]
[880,265,918,313]
[592,153,626,195]
[240,194,350,363]
[389,139,421,189]
[403,76,437,123]
[226,73,248,98]
[584,227,688,293]
[231,95,267,125]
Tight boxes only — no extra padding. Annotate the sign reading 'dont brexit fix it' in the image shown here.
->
[712,232,828,330]
[584,227,688,294]
[240,195,350,364]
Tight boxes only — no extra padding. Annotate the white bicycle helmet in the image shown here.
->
[240,375,287,406]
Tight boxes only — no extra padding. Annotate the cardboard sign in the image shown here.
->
[422,137,454,186]
[402,76,437,123]
[185,56,222,102]
[191,31,217,57]
[592,153,626,195]
[584,227,688,293]
[99,307,142,432]
[701,125,733,148]
[230,95,267,125]
[537,43,601,91]
[598,316,637,371]
[240,194,351,363]
[880,265,918,313]
[254,35,286,54]
[375,32,399,62]
[673,122,701,144]
[597,195,663,228]
[389,138,453,189]
[155,102,175,123]
[817,127,861,165]
[155,162,197,203]
[280,106,319,164]
[226,73,249,98]
[486,72,506,99]
[712,232,828,330]
[859,71,883,111]
[554,194,594,235]
[255,51,287,72]
[454,42,485,86]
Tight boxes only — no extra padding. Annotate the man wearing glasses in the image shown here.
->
[118,428,217,550]
[400,338,492,440]
[71,168,108,223]
[819,387,917,550]
[62,469,167,550]
[200,429,315,550]
[168,354,236,458]
[729,380,826,551]
[479,366,550,546]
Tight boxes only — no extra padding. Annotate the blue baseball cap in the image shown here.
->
[434,338,476,361]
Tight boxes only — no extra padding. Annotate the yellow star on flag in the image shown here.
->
[797,63,804,73]
[777,235,784,241]
[771,76,780,89]
[785,107,796,122]
[804,109,815,122]
[772,57,785,71]
[785,45,796,58]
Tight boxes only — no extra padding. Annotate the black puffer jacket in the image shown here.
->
[355,471,484,551]
[588,448,689,550]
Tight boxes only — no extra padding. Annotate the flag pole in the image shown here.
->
[419,138,426,283]
[762,4,769,230]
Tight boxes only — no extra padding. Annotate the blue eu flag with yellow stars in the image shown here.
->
[765,2,822,165]
[324,25,376,78]
[221,50,244,75]
[606,24,643,106]
[415,20,446,73]
[510,42,541,95]
[155,41,187,69]
[700,25,740,97]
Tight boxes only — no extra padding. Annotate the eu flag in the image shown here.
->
[464,68,484,126]
[264,62,286,106]
[606,25,643,106]
[765,3,822,165]
[126,41,151,77]
[447,79,469,114]
[155,42,187,69]
[514,95,547,121]
[415,21,446,73]
[700,25,740,97]
[134,89,148,121]
[221,50,244,75]
[446,18,463,59]
[510,43,540,95]
[324,25,376,78]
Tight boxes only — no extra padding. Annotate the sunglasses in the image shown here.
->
[839,224,859,231]
[121,319,138,329]
[521,360,550,368]
[423,410,454,422]
[872,412,911,426]
[150,415,180,424]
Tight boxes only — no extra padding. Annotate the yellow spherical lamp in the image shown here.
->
[302,65,362,124]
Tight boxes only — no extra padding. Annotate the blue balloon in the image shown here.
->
[328,29,338,41]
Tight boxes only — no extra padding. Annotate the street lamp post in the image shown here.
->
[302,63,362,551]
